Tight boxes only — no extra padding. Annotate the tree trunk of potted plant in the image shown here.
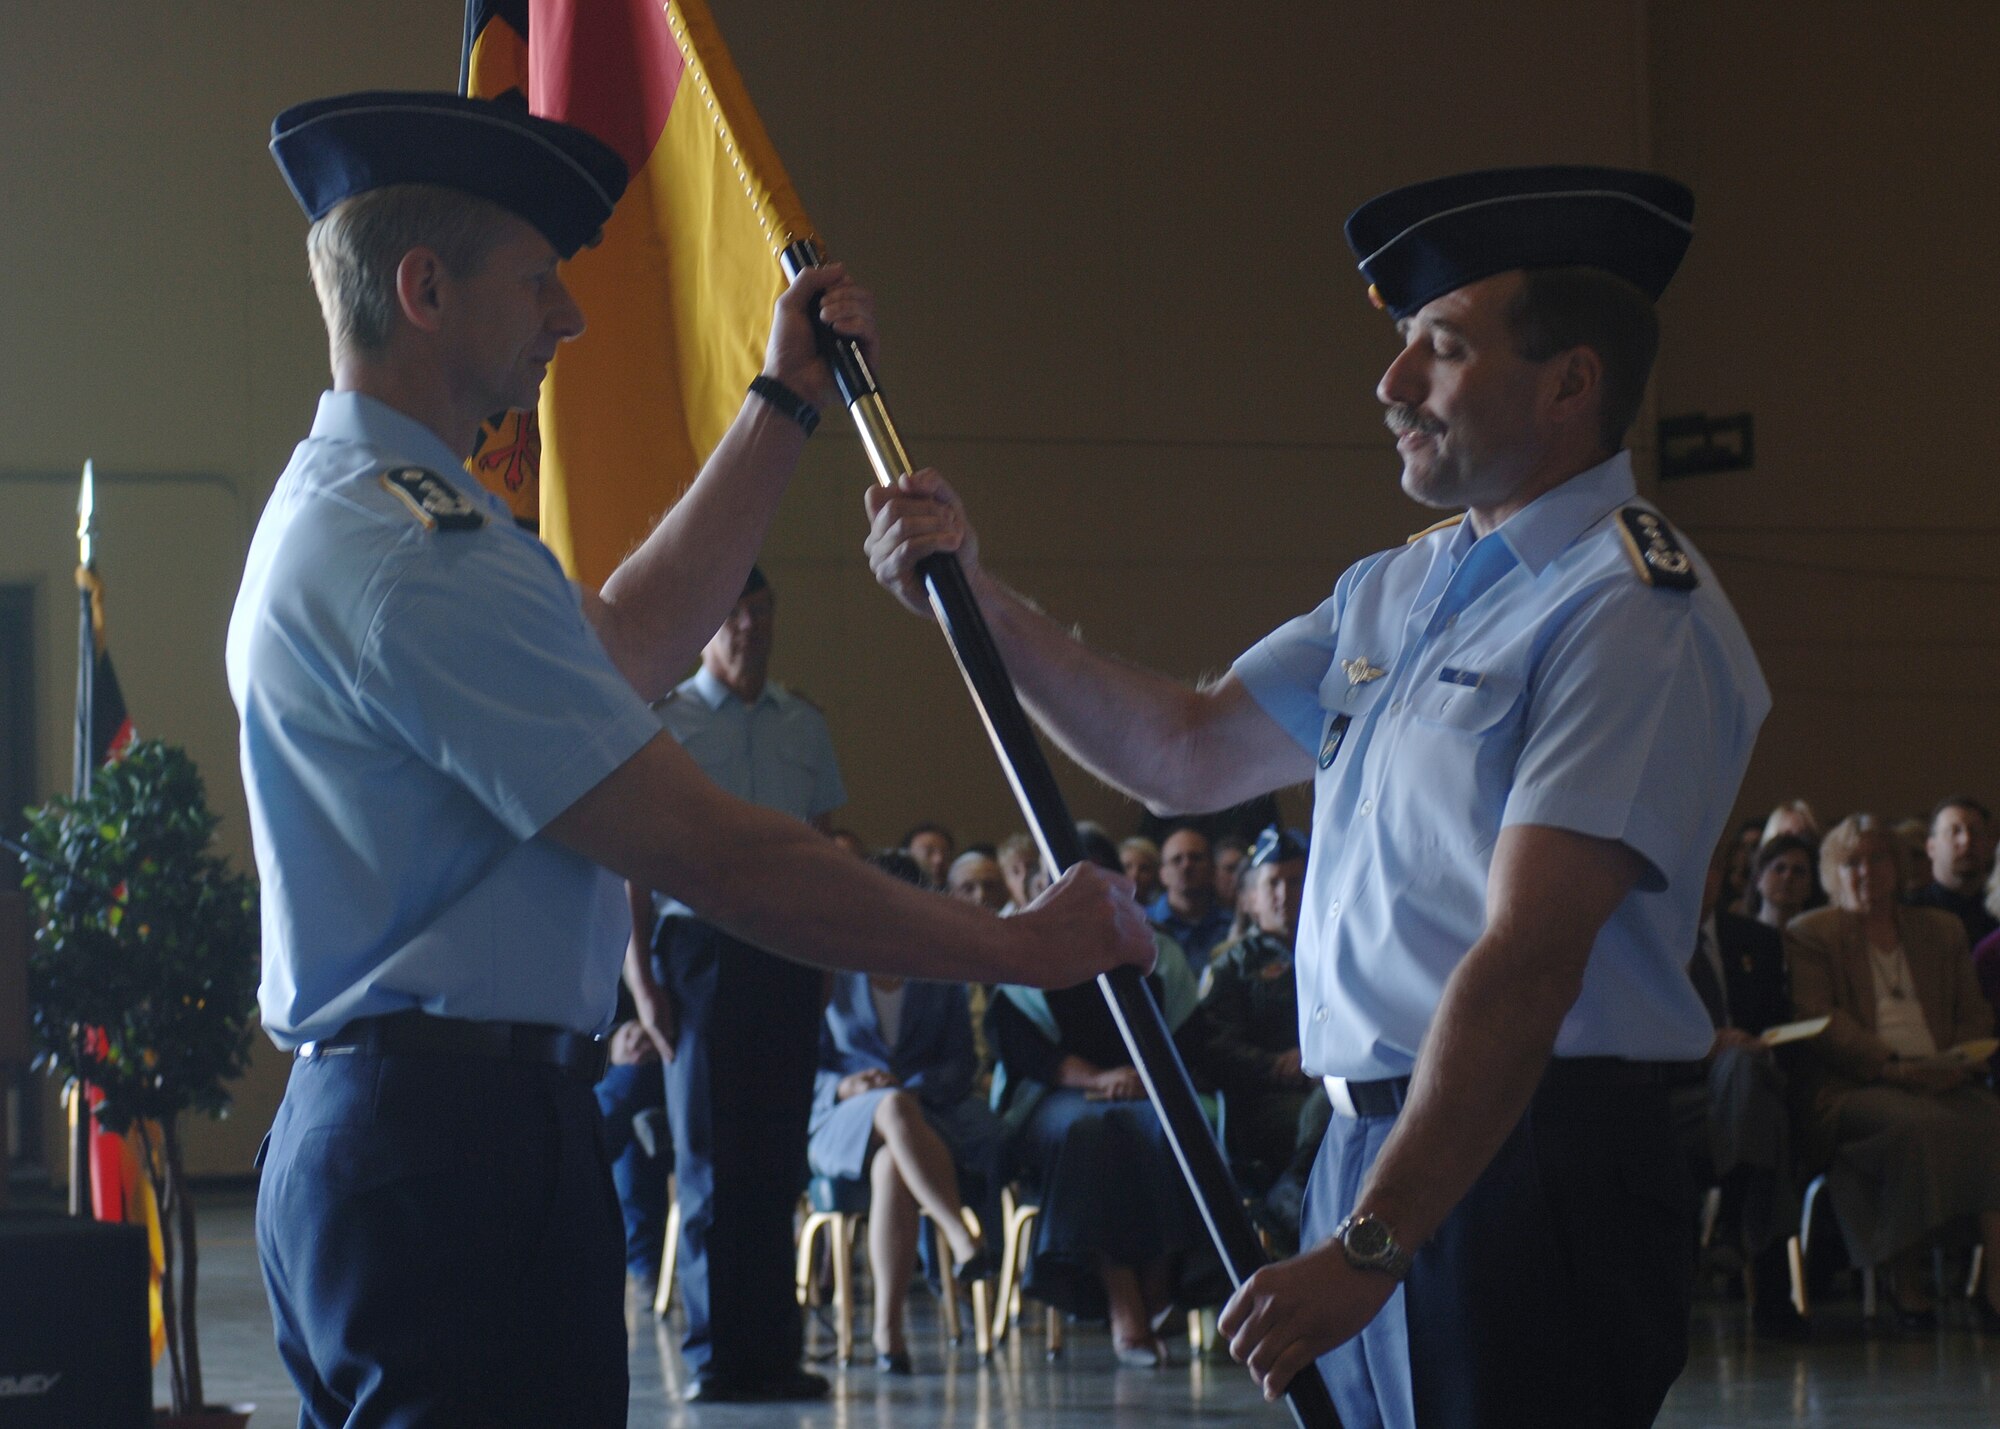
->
[18,741,259,1428]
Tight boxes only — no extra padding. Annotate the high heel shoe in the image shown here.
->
[875,1349,913,1375]
[1113,1334,1169,1368]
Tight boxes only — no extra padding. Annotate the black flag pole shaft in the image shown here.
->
[782,242,1340,1429]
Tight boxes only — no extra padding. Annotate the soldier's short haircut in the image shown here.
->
[1504,266,1661,456]
[307,183,515,355]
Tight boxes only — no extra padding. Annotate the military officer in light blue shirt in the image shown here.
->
[238,92,1155,1429]
[619,567,855,1399]
[865,167,1768,1428]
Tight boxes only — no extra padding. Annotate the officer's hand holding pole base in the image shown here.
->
[1219,1240,1395,1402]
[1004,862,1157,988]
[863,468,981,618]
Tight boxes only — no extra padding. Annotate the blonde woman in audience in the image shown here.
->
[1785,814,2000,1329]
[1761,798,1821,847]
[997,831,1050,914]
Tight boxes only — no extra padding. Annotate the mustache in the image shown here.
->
[1385,405,1446,438]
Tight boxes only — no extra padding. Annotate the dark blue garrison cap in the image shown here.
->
[1344,165,1694,320]
[270,91,629,260]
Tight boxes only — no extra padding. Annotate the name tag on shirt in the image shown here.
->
[1437,667,1484,688]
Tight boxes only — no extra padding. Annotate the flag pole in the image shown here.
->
[68,460,98,1217]
[783,241,1341,1429]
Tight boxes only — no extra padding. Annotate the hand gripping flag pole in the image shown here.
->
[782,240,1341,1429]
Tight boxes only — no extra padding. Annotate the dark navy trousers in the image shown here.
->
[256,1049,626,1428]
[657,918,821,1378]
[1303,1060,1695,1429]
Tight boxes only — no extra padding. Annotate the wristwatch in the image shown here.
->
[1334,1212,1414,1280]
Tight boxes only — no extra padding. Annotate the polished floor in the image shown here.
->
[153,1191,2000,1427]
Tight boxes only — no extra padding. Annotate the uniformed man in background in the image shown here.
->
[622,567,850,1401]
[234,92,1153,1427]
[865,166,1769,1427]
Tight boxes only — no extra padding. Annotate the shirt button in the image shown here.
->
[1389,700,1402,714]
[1330,898,1341,915]
[1314,1006,1329,1025]
[1359,798,1374,816]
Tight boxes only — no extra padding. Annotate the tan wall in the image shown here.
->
[3,1,1989,1175]
[1648,0,2000,827]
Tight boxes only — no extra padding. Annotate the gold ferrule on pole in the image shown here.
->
[846,393,914,487]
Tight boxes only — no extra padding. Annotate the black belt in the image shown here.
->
[1325,1057,1702,1119]
[297,1010,608,1084]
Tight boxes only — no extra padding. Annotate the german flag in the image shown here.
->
[71,564,162,1362]
[461,0,816,588]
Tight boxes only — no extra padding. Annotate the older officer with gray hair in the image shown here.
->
[234,91,1153,1427]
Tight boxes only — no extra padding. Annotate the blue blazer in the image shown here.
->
[812,974,975,1126]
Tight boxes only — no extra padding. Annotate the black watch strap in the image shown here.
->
[748,374,820,437]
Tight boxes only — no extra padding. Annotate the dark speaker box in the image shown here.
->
[0,1214,150,1427]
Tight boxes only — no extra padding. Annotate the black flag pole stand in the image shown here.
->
[782,241,1340,1429]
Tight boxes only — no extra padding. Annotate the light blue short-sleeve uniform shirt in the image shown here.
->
[651,665,844,920]
[1234,452,1770,1081]
[227,392,663,1048]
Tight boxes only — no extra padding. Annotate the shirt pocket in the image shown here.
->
[1408,671,1522,734]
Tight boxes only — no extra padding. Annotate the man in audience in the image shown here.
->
[1120,836,1163,905]
[1908,796,1999,946]
[947,849,1010,911]
[1148,826,1235,973]
[902,821,957,889]
[1185,828,1325,1252]
[627,568,847,1401]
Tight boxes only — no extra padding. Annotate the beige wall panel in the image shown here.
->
[5,0,1649,1176]
[1650,0,2000,827]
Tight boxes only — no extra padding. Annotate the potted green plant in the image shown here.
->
[18,739,259,1426]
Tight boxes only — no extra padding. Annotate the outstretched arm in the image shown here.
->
[585,264,876,699]
[863,469,1312,813]
[545,729,1157,989]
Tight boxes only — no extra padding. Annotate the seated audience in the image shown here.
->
[1907,795,1999,948]
[1681,838,1803,1337]
[989,869,1215,1365]
[1182,828,1326,1253]
[900,821,957,890]
[1146,827,1234,973]
[996,831,1049,913]
[946,850,1010,912]
[808,852,1005,1372]
[1891,816,1934,907]
[1747,834,1816,930]
[1785,814,2000,1328]
[1118,836,1162,906]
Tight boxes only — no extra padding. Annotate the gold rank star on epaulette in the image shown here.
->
[1615,507,1698,590]
[380,467,485,532]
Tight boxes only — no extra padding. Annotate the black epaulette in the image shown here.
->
[380,467,485,532]
[1615,507,1697,591]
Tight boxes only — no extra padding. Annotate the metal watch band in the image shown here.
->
[1334,1212,1414,1280]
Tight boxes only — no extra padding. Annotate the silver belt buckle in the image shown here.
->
[1324,1074,1359,1119]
